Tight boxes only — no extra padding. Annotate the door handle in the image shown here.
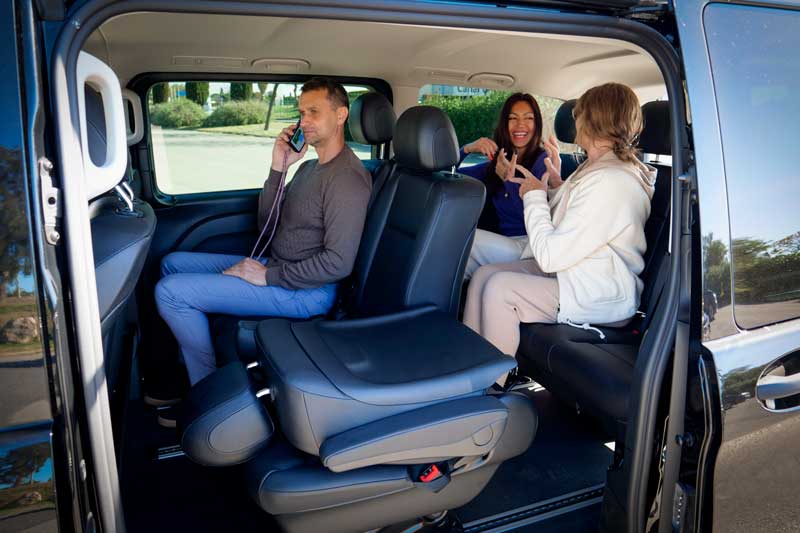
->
[756,373,800,402]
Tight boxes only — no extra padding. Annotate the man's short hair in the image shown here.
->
[300,78,349,110]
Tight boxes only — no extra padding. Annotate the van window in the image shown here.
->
[147,81,373,195]
[705,5,800,328]
[418,85,578,168]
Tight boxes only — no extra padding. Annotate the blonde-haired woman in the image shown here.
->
[463,82,657,357]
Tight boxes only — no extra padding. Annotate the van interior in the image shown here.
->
[71,9,676,533]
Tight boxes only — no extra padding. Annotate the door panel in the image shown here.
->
[676,1,800,530]
[704,327,800,532]
[148,195,259,261]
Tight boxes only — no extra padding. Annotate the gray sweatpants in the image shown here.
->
[463,259,559,356]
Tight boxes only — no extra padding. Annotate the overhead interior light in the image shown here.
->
[251,58,311,73]
[172,56,247,68]
[411,67,469,82]
[467,72,515,89]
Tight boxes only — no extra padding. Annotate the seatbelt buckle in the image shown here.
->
[419,464,442,483]
[415,463,451,493]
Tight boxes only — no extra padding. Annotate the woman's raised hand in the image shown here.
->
[495,149,511,180]
[504,152,518,182]
[542,135,564,189]
[464,137,498,159]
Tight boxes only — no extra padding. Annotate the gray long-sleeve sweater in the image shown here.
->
[258,145,372,290]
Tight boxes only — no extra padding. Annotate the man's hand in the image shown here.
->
[463,137,498,159]
[223,258,268,286]
[271,123,308,172]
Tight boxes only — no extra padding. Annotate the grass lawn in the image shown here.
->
[0,341,41,357]
[0,297,38,325]
[196,119,295,138]
[0,481,56,519]
[0,297,37,314]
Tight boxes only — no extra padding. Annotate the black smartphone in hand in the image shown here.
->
[289,119,305,153]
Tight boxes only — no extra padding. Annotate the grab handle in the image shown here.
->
[77,51,127,200]
[122,88,144,146]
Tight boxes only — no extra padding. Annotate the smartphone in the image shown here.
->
[289,120,305,153]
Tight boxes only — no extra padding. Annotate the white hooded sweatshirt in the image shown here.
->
[521,151,657,325]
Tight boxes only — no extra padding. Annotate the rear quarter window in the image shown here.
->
[147,81,374,195]
[704,4,800,328]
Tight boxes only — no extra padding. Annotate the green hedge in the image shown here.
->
[151,83,169,104]
[423,91,511,146]
[202,100,268,128]
[230,83,253,101]
[150,98,206,128]
[185,81,210,106]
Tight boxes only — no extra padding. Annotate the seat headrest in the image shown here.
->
[639,101,671,156]
[394,106,459,171]
[554,99,577,144]
[348,92,396,145]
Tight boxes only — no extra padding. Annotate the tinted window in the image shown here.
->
[705,5,800,329]
[147,81,373,195]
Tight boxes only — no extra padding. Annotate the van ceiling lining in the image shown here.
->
[83,12,664,100]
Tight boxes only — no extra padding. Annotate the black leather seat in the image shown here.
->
[516,100,672,439]
[256,308,516,454]
[212,92,398,364]
[554,99,585,178]
[225,107,537,533]
[348,91,396,188]
[86,86,157,406]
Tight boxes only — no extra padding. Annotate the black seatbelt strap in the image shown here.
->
[640,255,671,332]
[367,160,395,212]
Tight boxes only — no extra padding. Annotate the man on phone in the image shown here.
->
[151,78,371,420]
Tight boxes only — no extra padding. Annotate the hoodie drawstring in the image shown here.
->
[563,318,606,341]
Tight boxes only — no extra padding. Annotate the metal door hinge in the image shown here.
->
[39,157,61,245]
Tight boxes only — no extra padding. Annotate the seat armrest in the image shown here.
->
[319,396,508,473]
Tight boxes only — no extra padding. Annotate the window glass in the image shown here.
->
[418,84,579,169]
[705,5,800,328]
[148,81,373,195]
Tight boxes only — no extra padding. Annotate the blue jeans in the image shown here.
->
[155,252,337,385]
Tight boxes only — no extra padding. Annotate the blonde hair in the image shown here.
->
[573,83,643,164]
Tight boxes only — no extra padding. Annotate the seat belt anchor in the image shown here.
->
[419,464,442,483]
[417,463,451,493]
